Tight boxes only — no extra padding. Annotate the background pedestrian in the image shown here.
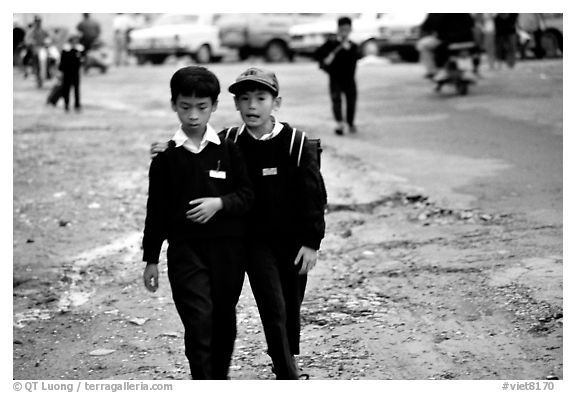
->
[58,35,84,112]
[315,16,361,136]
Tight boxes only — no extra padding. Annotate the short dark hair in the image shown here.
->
[338,16,352,27]
[170,66,220,103]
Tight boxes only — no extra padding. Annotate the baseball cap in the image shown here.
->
[228,67,279,96]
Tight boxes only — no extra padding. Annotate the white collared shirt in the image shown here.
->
[171,124,220,154]
[238,117,284,141]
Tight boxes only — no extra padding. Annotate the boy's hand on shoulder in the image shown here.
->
[150,141,169,158]
[186,198,223,224]
[143,263,159,292]
[294,246,318,275]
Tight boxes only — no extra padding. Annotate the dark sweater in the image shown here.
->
[59,44,83,75]
[315,38,361,81]
[220,123,326,250]
[495,14,519,37]
[142,137,254,264]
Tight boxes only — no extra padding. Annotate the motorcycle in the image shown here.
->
[433,41,478,96]
[30,38,60,88]
[83,40,112,74]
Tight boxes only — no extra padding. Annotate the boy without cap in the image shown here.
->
[315,16,361,135]
[142,66,253,379]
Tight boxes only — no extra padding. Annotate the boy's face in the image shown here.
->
[234,88,281,131]
[172,94,217,135]
[337,24,352,40]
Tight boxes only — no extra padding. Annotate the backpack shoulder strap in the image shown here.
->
[288,127,306,167]
[224,126,240,143]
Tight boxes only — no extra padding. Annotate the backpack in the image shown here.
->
[224,126,327,206]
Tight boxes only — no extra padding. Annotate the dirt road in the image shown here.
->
[12,58,563,382]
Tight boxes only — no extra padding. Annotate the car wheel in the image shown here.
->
[149,54,167,65]
[135,54,147,65]
[398,47,420,63]
[196,45,212,64]
[238,47,251,61]
[361,40,379,57]
[265,41,289,63]
[541,31,561,58]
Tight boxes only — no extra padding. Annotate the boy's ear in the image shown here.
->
[273,96,282,111]
[211,99,219,113]
[170,100,177,112]
[233,96,240,111]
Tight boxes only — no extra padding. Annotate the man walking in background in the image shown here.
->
[76,13,101,54]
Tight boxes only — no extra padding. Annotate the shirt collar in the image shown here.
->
[171,123,220,153]
[238,117,284,141]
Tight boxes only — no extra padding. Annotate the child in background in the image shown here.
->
[58,35,84,112]
[142,66,253,379]
[315,16,361,136]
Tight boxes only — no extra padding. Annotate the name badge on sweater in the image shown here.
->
[209,170,227,179]
[262,167,278,176]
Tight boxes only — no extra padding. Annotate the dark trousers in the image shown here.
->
[496,34,518,68]
[62,72,81,110]
[167,238,245,380]
[245,239,307,379]
[329,76,357,127]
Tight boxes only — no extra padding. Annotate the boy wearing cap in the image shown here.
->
[226,67,326,379]
[151,67,326,379]
[142,66,254,379]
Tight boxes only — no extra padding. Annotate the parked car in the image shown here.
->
[215,13,325,62]
[373,13,427,62]
[289,13,426,62]
[128,13,228,65]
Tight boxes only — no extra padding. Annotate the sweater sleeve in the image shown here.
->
[142,154,169,264]
[315,39,337,67]
[296,137,327,250]
[219,139,254,215]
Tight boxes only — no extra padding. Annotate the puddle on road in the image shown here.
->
[14,232,143,327]
[58,232,142,310]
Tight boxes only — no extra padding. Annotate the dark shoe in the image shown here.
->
[291,356,310,380]
[334,127,344,136]
[348,125,357,133]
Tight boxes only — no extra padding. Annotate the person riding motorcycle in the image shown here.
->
[25,16,52,87]
[418,13,479,81]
